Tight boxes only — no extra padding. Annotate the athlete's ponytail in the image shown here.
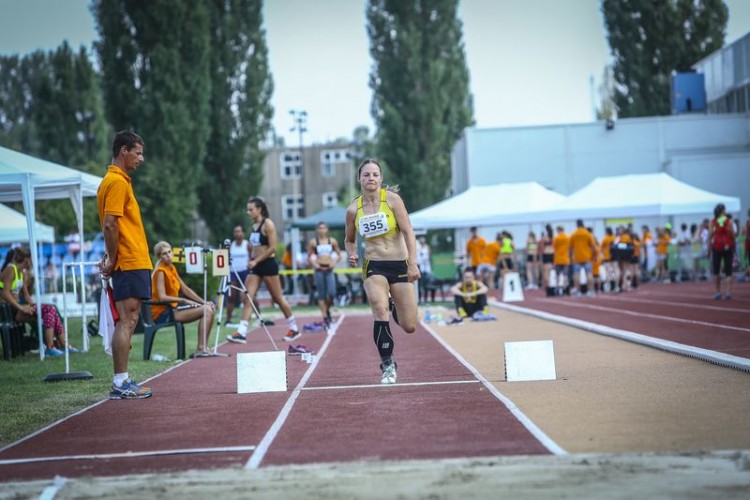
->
[248,196,270,218]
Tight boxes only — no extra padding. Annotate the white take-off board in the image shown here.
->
[237,351,287,393]
[504,340,556,382]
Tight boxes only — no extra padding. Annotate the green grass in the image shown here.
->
[0,317,213,448]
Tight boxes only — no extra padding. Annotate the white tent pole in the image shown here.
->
[21,174,45,360]
[62,264,70,372]
[72,185,88,351]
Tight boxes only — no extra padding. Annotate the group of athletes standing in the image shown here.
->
[464,206,742,300]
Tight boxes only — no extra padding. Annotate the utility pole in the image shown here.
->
[289,109,308,220]
[288,109,307,301]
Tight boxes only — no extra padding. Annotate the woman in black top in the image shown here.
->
[227,197,300,343]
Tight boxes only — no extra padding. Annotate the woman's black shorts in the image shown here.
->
[249,258,279,277]
[711,249,733,277]
[541,253,553,264]
[363,260,409,284]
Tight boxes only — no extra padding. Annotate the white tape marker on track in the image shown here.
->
[244,314,345,470]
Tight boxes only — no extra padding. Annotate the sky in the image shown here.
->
[1,0,749,146]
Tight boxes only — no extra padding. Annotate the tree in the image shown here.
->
[199,0,274,242]
[0,44,109,235]
[367,0,473,211]
[94,0,212,243]
[602,0,728,118]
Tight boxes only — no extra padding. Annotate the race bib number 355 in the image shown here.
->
[359,212,389,238]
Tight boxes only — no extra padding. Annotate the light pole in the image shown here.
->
[289,109,307,300]
[289,109,307,220]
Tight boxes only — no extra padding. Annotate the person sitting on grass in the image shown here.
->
[150,241,216,357]
[0,247,77,356]
[450,268,489,322]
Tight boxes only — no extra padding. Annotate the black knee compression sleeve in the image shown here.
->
[373,320,394,359]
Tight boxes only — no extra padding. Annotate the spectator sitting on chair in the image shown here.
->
[150,241,216,356]
[0,247,76,356]
[450,268,489,321]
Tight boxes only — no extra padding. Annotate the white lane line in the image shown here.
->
[244,314,344,470]
[491,300,750,373]
[421,322,567,456]
[303,380,480,391]
[535,298,750,333]
[636,289,750,302]
[593,295,750,314]
[0,445,256,466]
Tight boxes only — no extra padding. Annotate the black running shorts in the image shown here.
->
[250,258,280,277]
[363,259,409,284]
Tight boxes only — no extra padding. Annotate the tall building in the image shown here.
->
[258,143,355,232]
[693,32,750,114]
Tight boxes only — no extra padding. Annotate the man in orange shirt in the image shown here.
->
[570,219,597,296]
[97,130,153,399]
[465,226,486,273]
[476,233,500,290]
[552,226,571,294]
[655,227,671,282]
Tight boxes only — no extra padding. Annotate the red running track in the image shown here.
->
[0,314,551,482]
[509,281,750,359]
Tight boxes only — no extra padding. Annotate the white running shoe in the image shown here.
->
[380,361,397,384]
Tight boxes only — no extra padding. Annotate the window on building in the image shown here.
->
[322,192,338,209]
[320,149,350,177]
[281,195,305,221]
[280,151,302,179]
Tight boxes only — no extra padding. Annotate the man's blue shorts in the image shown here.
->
[572,262,592,274]
[112,269,152,302]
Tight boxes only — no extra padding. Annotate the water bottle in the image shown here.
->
[424,307,432,324]
[152,354,170,362]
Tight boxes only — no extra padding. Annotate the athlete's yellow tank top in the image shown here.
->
[0,263,24,295]
[460,281,479,303]
[501,237,513,254]
[354,188,399,239]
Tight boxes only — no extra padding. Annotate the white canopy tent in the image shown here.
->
[0,146,103,358]
[410,182,566,229]
[531,172,741,222]
[0,203,55,243]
